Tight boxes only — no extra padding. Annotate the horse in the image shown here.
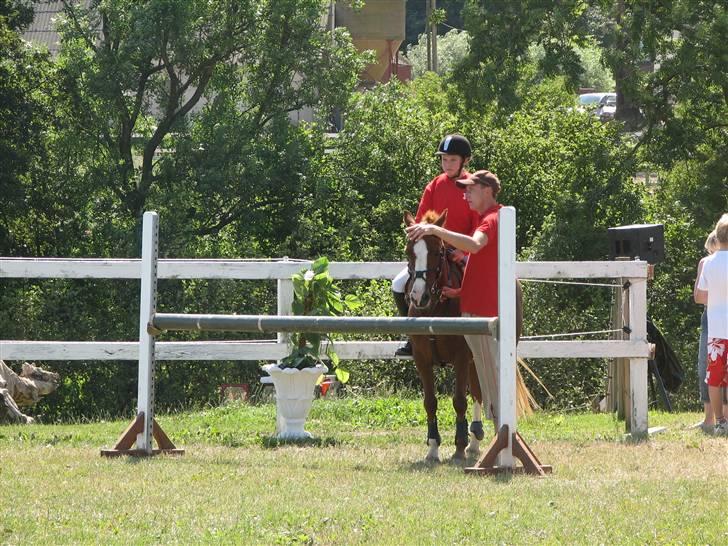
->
[403,209,524,462]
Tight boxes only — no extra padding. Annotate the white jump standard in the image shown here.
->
[106,210,550,475]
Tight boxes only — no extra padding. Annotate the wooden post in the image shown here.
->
[425,0,431,71]
[275,257,294,434]
[430,0,438,73]
[277,257,294,356]
[496,206,517,468]
[606,284,621,412]
[628,274,648,437]
[137,211,159,454]
[620,280,631,423]
[101,211,183,457]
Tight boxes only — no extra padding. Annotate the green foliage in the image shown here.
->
[320,75,457,260]
[406,29,470,78]
[281,257,362,382]
[0,2,64,256]
[455,0,590,109]
[53,0,365,222]
[528,40,615,92]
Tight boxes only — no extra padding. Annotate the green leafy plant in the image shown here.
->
[280,257,362,382]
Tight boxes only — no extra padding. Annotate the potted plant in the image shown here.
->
[263,257,361,439]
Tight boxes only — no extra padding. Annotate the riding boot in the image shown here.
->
[393,291,412,357]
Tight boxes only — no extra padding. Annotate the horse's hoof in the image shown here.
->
[451,450,466,462]
[465,441,480,457]
[425,455,441,464]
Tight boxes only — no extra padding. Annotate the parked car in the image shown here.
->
[576,92,617,121]
[577,92,608,111]
[595,93,617,121]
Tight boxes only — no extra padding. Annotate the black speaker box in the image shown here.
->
[607,224,664,264]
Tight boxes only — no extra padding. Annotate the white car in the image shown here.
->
[577,92,617,121]
[595,93,617,121]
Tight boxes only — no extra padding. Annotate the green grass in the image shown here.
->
[1,397,726,545]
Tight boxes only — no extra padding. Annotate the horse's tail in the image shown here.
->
[516,364,535,417]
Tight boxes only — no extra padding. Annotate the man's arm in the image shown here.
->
[406,223,488,254]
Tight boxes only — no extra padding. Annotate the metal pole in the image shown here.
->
[152,314,497,337]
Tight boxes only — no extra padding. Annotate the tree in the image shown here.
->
[0,0,57,255]
[455,0,728,142]
[454,1,590,110]
[406,29,469,78]
[56,0,364,228]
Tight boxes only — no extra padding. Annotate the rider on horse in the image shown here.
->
[392,134,480,356]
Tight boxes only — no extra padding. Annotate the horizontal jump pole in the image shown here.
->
[152,314,498,337]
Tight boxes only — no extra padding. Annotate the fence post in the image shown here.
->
[137,211,159,453]
[628,273,648,437]
[497,206,517,468]
[277,257,294,356]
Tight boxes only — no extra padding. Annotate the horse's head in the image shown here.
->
[403,209,448,311]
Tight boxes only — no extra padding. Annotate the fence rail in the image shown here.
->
[0,213,650,441]
[1,259,649,362]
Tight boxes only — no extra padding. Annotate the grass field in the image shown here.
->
[2,397,727,545]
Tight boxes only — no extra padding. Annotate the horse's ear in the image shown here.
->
[404,211,416,227]
[435,209,448,227]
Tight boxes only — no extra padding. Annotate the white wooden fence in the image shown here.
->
[0,214,650,437]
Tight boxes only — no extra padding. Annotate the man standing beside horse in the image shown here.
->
[406,170,505,426]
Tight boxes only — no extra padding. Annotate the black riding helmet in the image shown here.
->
[436,134,472,158]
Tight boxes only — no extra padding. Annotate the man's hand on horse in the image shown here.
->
[440,286,461,301]
[405,223,440,241]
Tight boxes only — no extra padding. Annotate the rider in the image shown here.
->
[392,134,480,356]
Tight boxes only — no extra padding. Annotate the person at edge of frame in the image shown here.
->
[696,213,728,435]
[693,229,728,432]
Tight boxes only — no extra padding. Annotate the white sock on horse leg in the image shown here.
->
[473,401,482,422]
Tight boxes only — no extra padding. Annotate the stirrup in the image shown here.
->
[395,340,412,357]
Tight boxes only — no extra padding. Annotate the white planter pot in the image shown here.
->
[262,363,328,440]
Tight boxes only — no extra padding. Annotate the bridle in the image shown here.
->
[406,238,449,313]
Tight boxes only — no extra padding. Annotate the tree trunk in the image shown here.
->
[0,361,60,424]
[613,0,643,131]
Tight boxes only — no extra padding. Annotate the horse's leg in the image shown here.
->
[466,352,485,455]
[467,400,484,456]
[414,354,440,462]
[451,351,469,461]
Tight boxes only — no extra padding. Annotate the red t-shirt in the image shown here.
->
[415,172,480,235]
[460,204,502,317]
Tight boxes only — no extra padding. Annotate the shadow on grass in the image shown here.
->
[403,454,516,483]
[260,436,341,449]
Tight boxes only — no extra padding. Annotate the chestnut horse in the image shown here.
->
[403,209,523,462]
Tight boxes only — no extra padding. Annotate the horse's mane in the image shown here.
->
[421,210,439,224]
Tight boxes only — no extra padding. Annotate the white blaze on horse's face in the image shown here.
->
[409,239,428,307]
